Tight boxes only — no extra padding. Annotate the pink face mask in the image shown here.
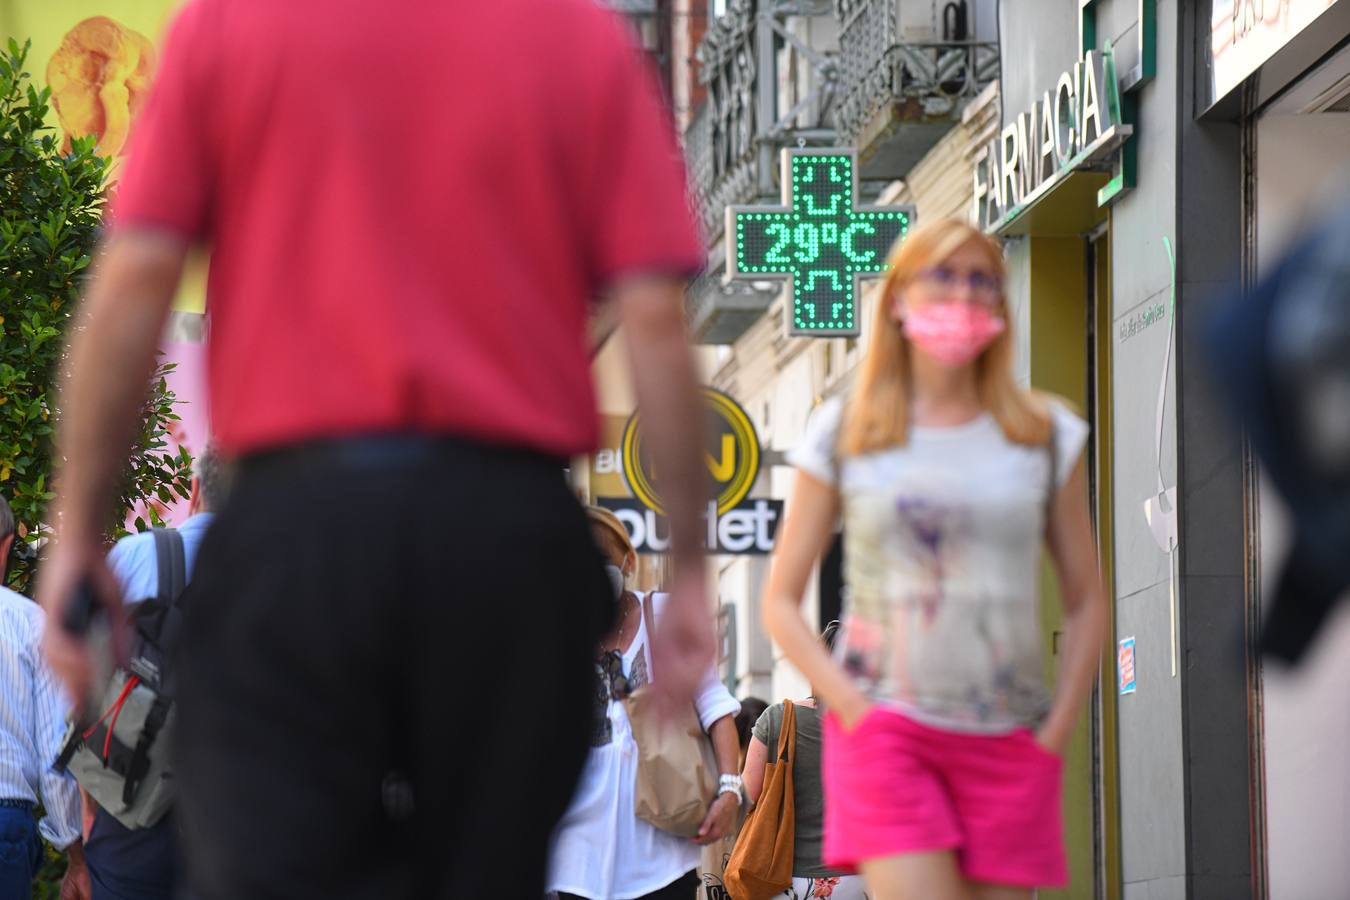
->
[900,302,1006,367]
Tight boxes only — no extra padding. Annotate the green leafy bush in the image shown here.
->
[0,37,192,600]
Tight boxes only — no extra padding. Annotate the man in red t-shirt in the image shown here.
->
[38,1,715,896]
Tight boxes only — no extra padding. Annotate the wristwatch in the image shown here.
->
[718,773,744,808]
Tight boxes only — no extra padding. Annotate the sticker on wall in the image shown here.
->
[1118,636,1138,695]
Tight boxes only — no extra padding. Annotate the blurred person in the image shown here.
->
[36,1,714,897]
[82,447,227,900]
[1205,196,1350,664]
[734,696,769,768]
[547,507,741,900]
[0,494,89,899]
[762,219,1106,900]
[740,621,868,900]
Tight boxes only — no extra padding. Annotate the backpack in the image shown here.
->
[55,528,189,829]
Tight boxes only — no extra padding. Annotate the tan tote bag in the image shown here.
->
[724,700,797,900]
[624,592,719,838]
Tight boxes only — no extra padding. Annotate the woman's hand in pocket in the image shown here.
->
[828,686,875,733]
[1033,722,1069,757]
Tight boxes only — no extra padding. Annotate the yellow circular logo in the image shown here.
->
[621,387,761,517]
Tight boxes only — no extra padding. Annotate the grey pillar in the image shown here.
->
[1173,2,1257,897]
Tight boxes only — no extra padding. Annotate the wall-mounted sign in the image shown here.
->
[975,46,1132,232]
[1118,301,1169,344]
[598,497,784,555]
[602,387,782,554]
[0,3,209,317]
[1118,636,1138,695]
[622,386,761,517]
[588,415,633,499]
[1209,0,1340,102]
[724,149,913,337]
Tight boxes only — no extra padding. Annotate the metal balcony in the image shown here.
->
[685,74,759,243]
[834,0,997,180]
[684,0,838,343]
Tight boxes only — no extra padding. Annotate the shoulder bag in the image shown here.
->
[724,700,797,900]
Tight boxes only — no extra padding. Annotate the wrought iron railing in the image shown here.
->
[685,87,759,240]
[684,0,840,340]
[834,24,997,145]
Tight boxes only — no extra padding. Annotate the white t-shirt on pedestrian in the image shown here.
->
[546,591,740,899]
[789,396,1089,733]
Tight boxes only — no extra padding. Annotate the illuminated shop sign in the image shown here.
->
[610,387,782,554]
[724,149,913,338]
[598,497,783,555]
[975,47,1131,231]
[621,387,760,517]
[1210,0,1341,102]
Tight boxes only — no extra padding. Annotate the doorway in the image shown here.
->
[1027,229,1120,900]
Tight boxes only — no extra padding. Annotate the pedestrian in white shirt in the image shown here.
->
[0,494,89,898]
[547,507,742,900]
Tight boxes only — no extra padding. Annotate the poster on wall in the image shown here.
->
[1118,636,1138,695]
[1,1,209,317]
[1,2,178,157]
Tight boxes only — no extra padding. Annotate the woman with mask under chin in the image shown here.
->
[545,506,742,900]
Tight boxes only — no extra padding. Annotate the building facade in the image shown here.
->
[967,2,1350,897]
[591,2,1350,897]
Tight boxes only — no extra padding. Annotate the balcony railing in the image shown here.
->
[835,40,998,144]
[683,0,840,342]
[832,0,996,177]
[685,79,758,241]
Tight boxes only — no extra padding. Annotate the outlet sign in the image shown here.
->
[598,497,784,555]
[621,387,761,517]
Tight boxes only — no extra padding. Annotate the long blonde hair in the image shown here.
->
[838,218,1051,456]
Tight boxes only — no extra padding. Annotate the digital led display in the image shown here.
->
[725,149,913,337]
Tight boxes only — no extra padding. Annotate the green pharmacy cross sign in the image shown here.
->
[725,149,913,337]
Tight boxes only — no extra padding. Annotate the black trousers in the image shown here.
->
[174,436,613,899]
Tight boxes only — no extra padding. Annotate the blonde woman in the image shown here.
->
[762,219,1106,900]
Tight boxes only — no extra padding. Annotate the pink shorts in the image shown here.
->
[821,707,1067,888]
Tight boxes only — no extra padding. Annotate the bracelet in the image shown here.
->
[718,773,744,807]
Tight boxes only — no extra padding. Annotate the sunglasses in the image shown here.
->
[911,265,1003,306]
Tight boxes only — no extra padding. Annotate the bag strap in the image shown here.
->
[152,528,187,609]
[122,693,172,807]
[1044,412,1059,533]
[54,726,80,773]
[775,699,797,764]
[639,592,657,680]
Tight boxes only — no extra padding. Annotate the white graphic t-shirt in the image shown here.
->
[789,397,1089,733]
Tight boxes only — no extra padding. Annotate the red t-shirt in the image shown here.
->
[114,0,703,457]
